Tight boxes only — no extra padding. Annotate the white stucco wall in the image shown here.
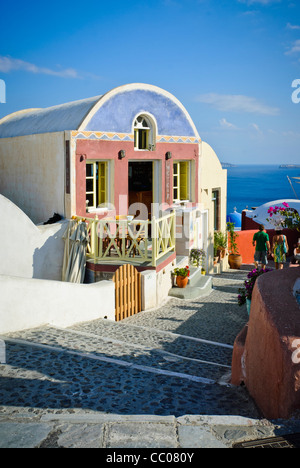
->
[0,194,116,333]
[0,194,66,280]
[200,141,227,273]
[0,132,65,224]
[0,275,115,333]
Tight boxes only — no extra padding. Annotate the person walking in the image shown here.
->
[272,229,288,269]
[291,239,300,265]
[252,224,271,270]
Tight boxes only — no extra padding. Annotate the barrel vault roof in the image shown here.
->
[0,83,200,140]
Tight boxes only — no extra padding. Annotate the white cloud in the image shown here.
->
[197,93,279,115]
[285,39,300,55]
[219,118,238,130]
[250,123,263,134]
[282,130,300,138]
[287,23,300,30]
[0,55,79,78]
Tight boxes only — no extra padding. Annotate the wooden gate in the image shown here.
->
[113,264,142,321]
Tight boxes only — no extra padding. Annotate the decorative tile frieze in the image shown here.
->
[72,131,200,143]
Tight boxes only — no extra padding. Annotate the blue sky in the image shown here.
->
[0,0,299,164]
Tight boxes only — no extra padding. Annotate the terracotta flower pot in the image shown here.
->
[218,247,226,259]
[176,275,189,288]
[228,253,242,270]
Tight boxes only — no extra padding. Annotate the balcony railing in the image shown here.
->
[74,211,176,267]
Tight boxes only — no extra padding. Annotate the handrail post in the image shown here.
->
[171,210,176,251]
[151,216,157,267]
[93,216,99,262]
[98,219,103,258]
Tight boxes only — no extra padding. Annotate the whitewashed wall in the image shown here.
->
[0,132,65,224]
[0,275,115,333]
[0,194,66,280]
[0,195,116,332]
[200,141,228,274]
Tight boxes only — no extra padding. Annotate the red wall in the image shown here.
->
[233,230,256,264]
[236,268,300,419]
[75,139,199,218]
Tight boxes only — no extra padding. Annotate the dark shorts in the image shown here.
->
[254,250,268,265]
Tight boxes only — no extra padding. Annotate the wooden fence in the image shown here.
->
[113,264,142,321]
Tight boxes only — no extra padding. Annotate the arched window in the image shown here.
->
[133,114,156,150]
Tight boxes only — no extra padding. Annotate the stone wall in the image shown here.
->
[231,267,300,419]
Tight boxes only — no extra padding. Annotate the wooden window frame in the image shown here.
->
[133,114,156,151]
[86,160,108,211]
[173,161,191,203]
[212,189,220,231]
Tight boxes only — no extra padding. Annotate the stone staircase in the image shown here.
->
[0,268,261,419]
[0,317,258,417]
[169,266,212,299]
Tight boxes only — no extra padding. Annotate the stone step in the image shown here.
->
[188,267,205,286]
[0,269,262,422]
[2,323,230,385]
[169,275,212,300]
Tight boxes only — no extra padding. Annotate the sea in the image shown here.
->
[226,164,300,216]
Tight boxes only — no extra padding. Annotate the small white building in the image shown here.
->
[0,83,227,278]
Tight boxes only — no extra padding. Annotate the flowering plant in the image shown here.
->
[189,248,206,267]
[173,265,190,278]
[267,202,290,229]
[267,202,300,231]
[238,268,272,306]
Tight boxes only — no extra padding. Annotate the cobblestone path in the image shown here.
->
[0,270,260,419]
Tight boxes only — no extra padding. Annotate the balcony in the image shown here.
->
[74,211,176,269]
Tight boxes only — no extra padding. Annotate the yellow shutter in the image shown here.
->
[144,129,149,149]
[98,162,107,205]
[179,161,188,200]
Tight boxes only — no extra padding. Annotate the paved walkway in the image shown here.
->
[1,268,300,448]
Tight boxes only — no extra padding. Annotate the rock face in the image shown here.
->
[231,267,300,419]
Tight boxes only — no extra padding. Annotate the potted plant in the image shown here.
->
[173,265,190,288]
[214,231,227,259]
[238,268,272,315]
[227,222,242,269]
[189,248,206,267]
[213,245,219,265]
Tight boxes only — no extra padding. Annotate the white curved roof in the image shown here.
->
[246,199,300,229]
[0,83,200,140]
[0,95,101,138]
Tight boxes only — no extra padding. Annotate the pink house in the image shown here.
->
[72,83,201,220]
